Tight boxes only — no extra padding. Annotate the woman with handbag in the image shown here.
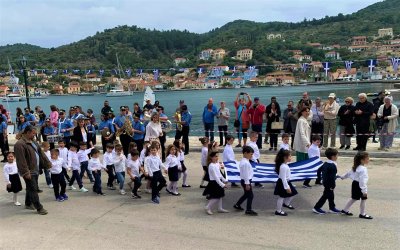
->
[267,102,281,151]
[234,93,252,147]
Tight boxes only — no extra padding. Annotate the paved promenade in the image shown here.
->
[0,150,399,249]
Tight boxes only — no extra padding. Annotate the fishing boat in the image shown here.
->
[106,54,133,97]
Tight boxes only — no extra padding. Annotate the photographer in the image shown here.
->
[234,92,252,147]
[248,97,266,148]
[202,98,218,142]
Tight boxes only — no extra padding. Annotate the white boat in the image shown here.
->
[106,89,133,97]
[143,86,155,107]
[2,93,21,102]
[78,92,95,96]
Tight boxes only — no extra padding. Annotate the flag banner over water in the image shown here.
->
[224,157,323,183]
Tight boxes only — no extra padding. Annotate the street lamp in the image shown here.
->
[20,56,30,110]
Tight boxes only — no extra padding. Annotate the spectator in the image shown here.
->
[217,101,230,146]
[175,105,192,155]
[283,101,298,149]
[338,97,355,150]
[377,96,398,151]
[311,97,324,145]
[353,93,374,151]
[248,97,266,148]
[266,102,281,151]
[371,91,385,143]
[101,100,114,116]
[234,93,252,147]
[294,107,311,162]
[202,98,218,142]
[265,97,281,144]
[322,93,340,148]
[49,105,59,128]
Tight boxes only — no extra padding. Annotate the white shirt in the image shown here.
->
[49,157,65,174]
[239,158,253,184]
[113,154,127,173]
[201,146,208,166]
[77,148,93,163]
[139,149,146,165]
[126,158,141,177]
[222,144,235,162]
[144,155,166,177]
[208,162,226,187]
[354,165,368,194]
[308,144,320,159]
[44,150,51,160]
[88,157,105,171]
[247,141,260,161]
[279,143,290,151]
[164,155,181,170]
[278,163,291,190]
[103,152,114,167]
[3,162,18,184]
[178,151,185,162]
[68,150,80,170]
[144,121,162,141]
[82,130,87,142]
[58,147,68,165]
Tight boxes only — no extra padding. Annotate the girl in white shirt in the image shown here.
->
[3,152,22,206]
[203,151,228,215]
[199,137,209,188]
[340,152,373,219]
[274,150,298,216]
[165,145,182,196]
[49,149,68,201]
[174,140,190,188]
[113,144,127,195]
[222,135,239,188]
[279,134,291,151]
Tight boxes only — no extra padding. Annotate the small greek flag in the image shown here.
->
[85,69,91,75]
[112,69,118,75]
[73,69,80,74]
[367,59,377,74]
[198,68,203,74]
[153,69,159,80]
[42,69,47,74]
[248,66,256,71]
[390,57,399,72]
[137,69,143,76]
[99,69,105,76]
[63,69,68,74]
[52,69,58,75]
[301,63,308,72]
[125,69,132,77]
[344,61,353,74]
[323,62,331,77]
[225,157,323,183]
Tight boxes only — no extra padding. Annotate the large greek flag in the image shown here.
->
[225,157,323,183]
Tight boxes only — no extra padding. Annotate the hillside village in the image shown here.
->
[0,27,399,95]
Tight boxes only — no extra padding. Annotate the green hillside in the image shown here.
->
[1,0,399,71]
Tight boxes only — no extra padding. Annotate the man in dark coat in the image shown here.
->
[353,93,374,151]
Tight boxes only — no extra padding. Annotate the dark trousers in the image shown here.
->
[204,122,215,142]
[270,133,278,148]
[356,125,369,150]
[236,179,254,211]
[133,139,144,154]
[314,187,336,210]
[159,133,166,162]
[120,134,132,156]
[311,122,324,145]
[24,175,43,210]
[106,165,115,187]
[63,136,71,149]
[303,166,322,185]
[51,173,66,198]
[101,136,114,154]
[252,124,263,149]
[69,170,83,188]
[44,169,52,186]
[80,161,94,182]
[151,170,166,200]
[131,176,142,195]
[175,126,190,154]
[92,171,102,194]
[0,133,8,160]
[218,125,228,146]
[62,167,70,182]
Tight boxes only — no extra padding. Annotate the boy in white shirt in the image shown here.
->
[222,135,239,187]
[127,149,142,199]
[41,141,53,188]
[247,131,263,188]
[279,133,291,151]
[303,135,321,188]
[67,142,88,192]
[88,148,106,196]
[103,143,116,190]
[77,142,95,183]
[49,149,68,201]
[58,140,70,182]
[144,144,167,204]
[233,146,257,216]
[113,144,127,195]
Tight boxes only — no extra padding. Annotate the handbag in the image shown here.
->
[234,107,244,128]
[271,121,284,130]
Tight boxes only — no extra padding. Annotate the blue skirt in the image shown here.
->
[274,178,298,198]
[168,166,179,182]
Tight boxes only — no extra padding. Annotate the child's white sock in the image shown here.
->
[276,197,284,212]
[360,200,366,215]
[206,199,218,211]
[182,172,188,185]
[343,198,356,212]
[284,197,293,206]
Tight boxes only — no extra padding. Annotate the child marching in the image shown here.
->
[3,152,22,206]
[174,139,190,188]
[144,144,167,204]
[165,145,182,196]
[199,137,209,188]
[126,149,142,199]
[88,148,106,196]
[49,149,68,201]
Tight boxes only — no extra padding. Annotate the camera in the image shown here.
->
[240,92,246,95]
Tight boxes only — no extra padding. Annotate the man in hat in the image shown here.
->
[114,106,133,155]
[24,108,37,126]
[101,100,114,116]
[322,93,339,148]
[58,109,74,148]
[144,99,154,111]
[248,97,266,148]
[175,105,192,155]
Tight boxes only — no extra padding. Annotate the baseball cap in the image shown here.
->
[254,97,259,101]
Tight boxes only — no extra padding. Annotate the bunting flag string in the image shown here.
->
[344,60,353,74]
[390,57,399,72]
[367,59,377,74]
[301,63,309,72]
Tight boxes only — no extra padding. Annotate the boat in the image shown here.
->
[106,53,133,97]
[78,92,95,96]
[2,93,21,102]
[30,92,49,99]
[143,86,155,107]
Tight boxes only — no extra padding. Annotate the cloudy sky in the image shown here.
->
[0,0,380,48]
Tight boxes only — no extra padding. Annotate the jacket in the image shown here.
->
[321,162,337,189]
[72,125,88,144]
[15,135,51,177]
[248,103,266,125]
[377,104,398,133]
[283,108,298,133]
[293,116,311,153]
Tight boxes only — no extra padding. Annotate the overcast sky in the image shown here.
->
[0,0,381,48]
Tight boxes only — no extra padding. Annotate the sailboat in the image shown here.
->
[2,58,22,102]
[106,54,133,97]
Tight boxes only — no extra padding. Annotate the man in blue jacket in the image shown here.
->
[202,98,218,142]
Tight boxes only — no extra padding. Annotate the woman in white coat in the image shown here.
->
[294,107,311,161]
[377,96,398,151]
